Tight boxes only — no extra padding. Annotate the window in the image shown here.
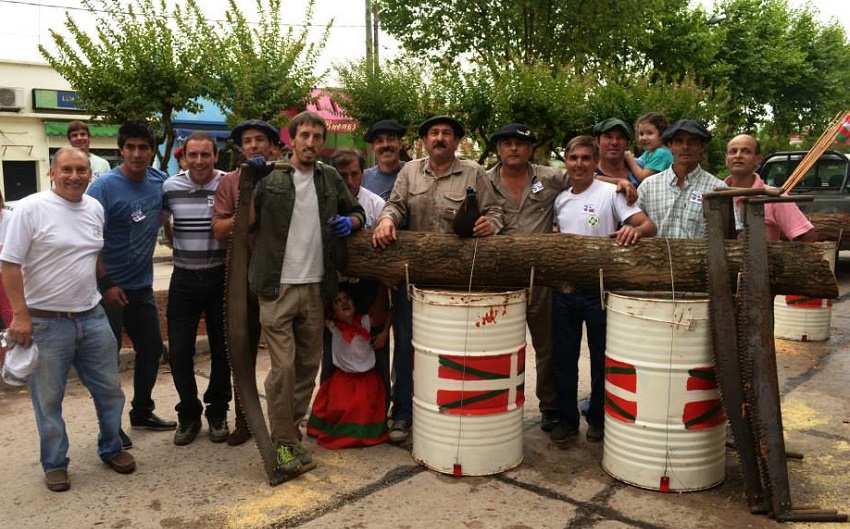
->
[2,160,38,201]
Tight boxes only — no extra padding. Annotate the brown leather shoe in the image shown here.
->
[104,451,136,474]
[44,469,70,492]
[227,425,251,446]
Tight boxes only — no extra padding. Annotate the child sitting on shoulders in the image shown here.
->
[307,284,388,449]
[625,112,674,186]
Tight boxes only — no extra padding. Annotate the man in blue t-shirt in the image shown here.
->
[88,120,177,440]
[362,119,406,201]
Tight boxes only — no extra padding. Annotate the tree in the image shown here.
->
[209,0,328,128]
[39,0,213,168]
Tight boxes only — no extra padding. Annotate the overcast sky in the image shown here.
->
[0,0,847,85]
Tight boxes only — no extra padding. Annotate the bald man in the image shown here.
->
[724,134,815,242]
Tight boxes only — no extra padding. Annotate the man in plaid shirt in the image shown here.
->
[636,119,727,238]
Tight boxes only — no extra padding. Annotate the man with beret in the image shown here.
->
[637,119,728,238]
[211,118,281,446]
[486,123,566,433]
[372,115,503,443]
[362,119,407,201]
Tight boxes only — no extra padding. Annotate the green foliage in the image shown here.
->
[209,0,327,127]
[333,57,429,142]
[39,0,210,166]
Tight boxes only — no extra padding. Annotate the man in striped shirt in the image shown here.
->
[161,131,230,446]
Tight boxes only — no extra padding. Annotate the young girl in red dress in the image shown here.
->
[307,284,388,448]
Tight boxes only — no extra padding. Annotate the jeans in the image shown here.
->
[29,305,124,471]
[167,266,230,423]
[552,289,606,430]
[103,286,164,422]
[390,287,413,422]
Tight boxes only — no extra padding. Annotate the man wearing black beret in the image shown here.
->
[636,119,727,238]
[363,119,407,201]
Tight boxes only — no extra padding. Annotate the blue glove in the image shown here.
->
[247,156,267,169]
[330,215,354,237]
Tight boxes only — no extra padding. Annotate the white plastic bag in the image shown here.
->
[1,330,39,386]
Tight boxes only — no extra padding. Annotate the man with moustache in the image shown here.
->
[485,123,566,432]
[3,147,135,491]
[372,115,503,443]
[362,119,406,201]
[724,134,815,242]
[162,131,231,446]
[211,119,281,446]
[251,110,365,476]
[88,120,176,444]
[637,119,727,238]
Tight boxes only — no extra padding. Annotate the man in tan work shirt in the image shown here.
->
[372,115,503,443]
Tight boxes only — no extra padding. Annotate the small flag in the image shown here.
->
[836,113,850,146]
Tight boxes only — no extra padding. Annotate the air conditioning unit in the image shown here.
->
[0,87,25,111]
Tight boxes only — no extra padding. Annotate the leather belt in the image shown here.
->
[29,307,98,319]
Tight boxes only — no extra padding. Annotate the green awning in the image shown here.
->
[44,121,120,138]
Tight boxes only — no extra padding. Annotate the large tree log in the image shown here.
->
[342,231,838,298]
[807,213,850,243]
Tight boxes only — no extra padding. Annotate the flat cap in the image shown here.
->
[662,119,712,143]
[418,115,465,139]
[230,119,281,146]
[592,118,632,140]
[490,123,537,144]
[364,119,406,142]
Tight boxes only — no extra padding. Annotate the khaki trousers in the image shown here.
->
[527,286,557,412]
[259,283,324,445]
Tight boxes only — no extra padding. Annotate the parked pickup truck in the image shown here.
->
[758,150,850,212]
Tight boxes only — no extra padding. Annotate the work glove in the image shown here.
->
[246,156,273,183]
[329,215,354,237]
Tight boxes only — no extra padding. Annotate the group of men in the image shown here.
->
[2,107,816,491]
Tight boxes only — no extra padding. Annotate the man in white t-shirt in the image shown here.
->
[550,135,656,445]
[1,147,135,492]
[67,120,111,179]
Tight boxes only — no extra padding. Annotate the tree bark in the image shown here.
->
[807,213,850,243]
[342,231,838,299]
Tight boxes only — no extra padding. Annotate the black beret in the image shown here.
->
[230,119,281,146]
[417,115,465,139]
[662,119,712,143]
[364,119,406,142]
[489,123,538,144]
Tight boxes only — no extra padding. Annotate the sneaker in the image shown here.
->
[388,420,410,443]
[275,444,303,474]
[292,443,313,465]
[119,428,133,450]
[550,422,579,443]
[586,424,604,443]
[540,410,559,433]
[44,469,70,492]
[104,451,136,474]
[208,417,229,443]
[227,424,252,446]
[173,420,201,446]
[131,413,177,431]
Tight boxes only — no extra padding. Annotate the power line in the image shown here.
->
[0,0,368,28]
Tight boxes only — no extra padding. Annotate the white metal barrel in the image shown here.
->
[603,292,726,492]
[411,287,527,476]
[774,244,836,342]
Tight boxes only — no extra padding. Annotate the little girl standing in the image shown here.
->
[307,284,388,449]
[625,112,674,185]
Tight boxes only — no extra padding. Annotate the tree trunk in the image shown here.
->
[342,231,838,299]
[807,213,850,243]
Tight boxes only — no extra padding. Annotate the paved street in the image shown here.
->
[1,250,848,529]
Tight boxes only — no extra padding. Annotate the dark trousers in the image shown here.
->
[167,266,230,422]
[552,289,606,430]
[103,286,164,422]
[390,288,413,422]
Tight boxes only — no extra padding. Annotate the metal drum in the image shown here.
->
[774,243,836,342]
[411,287,527,476]
[603,292,726,492]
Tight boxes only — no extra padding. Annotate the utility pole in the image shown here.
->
[365,0,374,75]
[372,2,380,70]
